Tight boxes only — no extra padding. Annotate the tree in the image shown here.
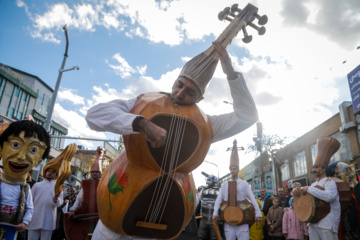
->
[248,132,292,188]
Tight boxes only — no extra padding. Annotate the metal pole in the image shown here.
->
[271,155,277,196]
[44,25,69,131]
[204,160,219,180]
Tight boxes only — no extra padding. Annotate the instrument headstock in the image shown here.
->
[217,3,268,45]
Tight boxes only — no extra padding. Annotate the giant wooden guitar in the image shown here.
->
[96,3,267,239]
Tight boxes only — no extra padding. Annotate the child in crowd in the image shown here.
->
[250,199,266,240]
[266,197,283,240]
[282,197,308,240]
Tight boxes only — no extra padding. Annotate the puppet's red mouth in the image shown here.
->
[8,161,29,173]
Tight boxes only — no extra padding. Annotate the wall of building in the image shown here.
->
[243,101,360,195]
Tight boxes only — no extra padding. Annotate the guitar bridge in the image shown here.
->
[136,221,167,230]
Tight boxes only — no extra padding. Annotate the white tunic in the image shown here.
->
[307,177,340,233]
[27,180,63,231]
[0,182,33,225]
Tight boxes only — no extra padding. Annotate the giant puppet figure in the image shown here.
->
[0,120,50,234]
[327,161,360,240]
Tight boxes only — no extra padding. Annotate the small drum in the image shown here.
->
[219,198,255,226]
[293,191,330,223]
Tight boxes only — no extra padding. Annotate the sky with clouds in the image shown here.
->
[1,0,360,187]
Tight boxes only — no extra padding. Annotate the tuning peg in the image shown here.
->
[247,22,266,35]
[257,15,268,25]
[231,3,268,25]
[231,4,242,13]
[218,7,233,22]
[241,26,252,43]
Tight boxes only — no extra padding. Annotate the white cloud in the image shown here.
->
[58,88,85,105]
[52,103,106,149]
[106,53,136,78]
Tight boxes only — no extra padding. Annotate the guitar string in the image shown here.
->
[154,114,186,223]
[148,114,184,223]
[148,114,178,223]
[145,114,176,222]
[158,115,187,223]
[151,114,186,223]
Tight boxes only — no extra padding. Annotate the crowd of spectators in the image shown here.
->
[251,185,308,240]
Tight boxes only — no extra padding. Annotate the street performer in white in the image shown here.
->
[293,136,341,240]
[86,42,259,240]
[212,140,261,240]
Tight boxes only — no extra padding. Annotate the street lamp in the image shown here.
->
[44,25,79,131]
[204,160,219,180]
[269,150,277,196]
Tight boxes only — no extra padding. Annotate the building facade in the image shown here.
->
[245,101,360,195]
[0,63,67,149]
[275,101,359,191]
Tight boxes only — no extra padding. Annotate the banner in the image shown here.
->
[347,64,360,113]
[265,172,273,192]
[253,173,261,191]
[0,222,18,240]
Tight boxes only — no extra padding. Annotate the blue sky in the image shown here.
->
[1,0,360,187]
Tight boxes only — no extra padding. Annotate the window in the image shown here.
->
[311,143,317,165]
[23,93,27,101]
[330,132,352,162]
[39,94,45,112]
[46,99,51,115]
[280,160,290,181]
[293,151,307,177]
[9,108,15,117]
[0,79,6,103]
[14,87,19,97]
[18,112,23,119]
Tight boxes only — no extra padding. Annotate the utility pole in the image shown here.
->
[44,25,79,131]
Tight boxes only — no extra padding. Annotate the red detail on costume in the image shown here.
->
[115,168,128,188]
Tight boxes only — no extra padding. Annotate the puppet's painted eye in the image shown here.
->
[30,147,38,153]
[11,142,21,149]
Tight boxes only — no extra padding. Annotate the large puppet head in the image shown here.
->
[327,161,357,188]
[0,120,50,183]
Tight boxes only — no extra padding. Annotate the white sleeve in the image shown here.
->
[213,183,226,217]
[244,183,262,218]
[70,189,84,212]
[85,98,140,135]
[307,179,338,203]
[56,191,63,207]
[23,186,34,225]
[208,73,258,143]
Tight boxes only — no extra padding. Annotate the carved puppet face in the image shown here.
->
[336,162,357,188]
[0,131,46,183]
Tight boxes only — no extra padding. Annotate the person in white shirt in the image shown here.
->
[212,140,262,240]
[293,137,341,240]
[27,167,63,240]
[87,42,258,240]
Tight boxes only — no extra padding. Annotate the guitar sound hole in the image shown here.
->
[148,115,199,172]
